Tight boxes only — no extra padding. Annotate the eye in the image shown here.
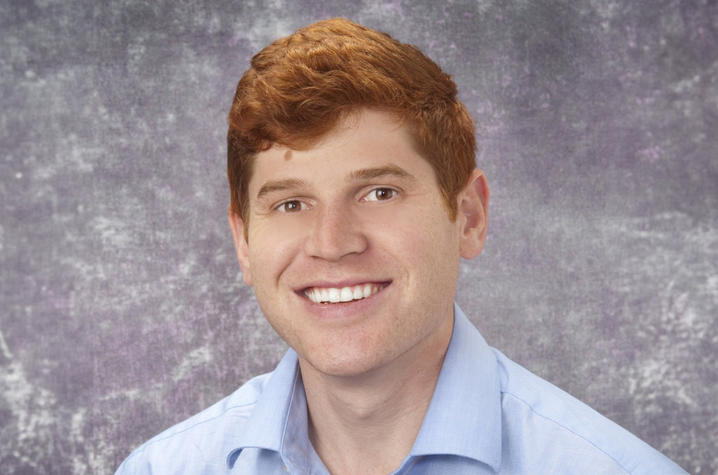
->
[363,187,397,202]
[275,200,307,213]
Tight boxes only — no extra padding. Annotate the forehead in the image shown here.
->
[246,110,435,195]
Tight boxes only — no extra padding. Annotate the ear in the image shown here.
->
[457,168,490,259]
[228,208,253,286]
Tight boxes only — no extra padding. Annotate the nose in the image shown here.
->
[303,204,368,261]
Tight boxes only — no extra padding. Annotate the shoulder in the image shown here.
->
[492,349,686,475]
[115,372,271,474]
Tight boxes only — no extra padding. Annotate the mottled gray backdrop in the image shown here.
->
[1,0,716,473]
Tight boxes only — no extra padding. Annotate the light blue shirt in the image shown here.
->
[117,304,685,474]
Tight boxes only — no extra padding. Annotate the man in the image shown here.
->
[117,18,685,474]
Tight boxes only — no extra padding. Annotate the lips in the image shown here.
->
[302,282,389,304]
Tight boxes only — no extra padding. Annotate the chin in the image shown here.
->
[301,349,388,378]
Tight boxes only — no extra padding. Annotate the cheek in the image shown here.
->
[248,219,306,282]
[403,210,461,286]
[373,208,458,284]
[387,204,457,252]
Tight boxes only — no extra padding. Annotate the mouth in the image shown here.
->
[301,282,390,304]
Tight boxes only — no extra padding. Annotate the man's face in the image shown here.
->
[230,109,488,378]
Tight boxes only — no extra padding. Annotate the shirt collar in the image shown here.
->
[410,303,503,471]
[226,303,502,471]
[226,348,300,468]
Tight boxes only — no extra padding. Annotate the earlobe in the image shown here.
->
[228,208,253,286]
[458,169,490,259]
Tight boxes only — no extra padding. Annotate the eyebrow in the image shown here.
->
[347,165,415,182]
[256,178,308,200]
[255,165,415,200]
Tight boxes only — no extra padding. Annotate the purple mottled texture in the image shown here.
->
[1,1,715,473]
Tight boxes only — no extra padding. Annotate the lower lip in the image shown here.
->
[299,283,391,320]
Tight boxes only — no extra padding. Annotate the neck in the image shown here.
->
[299,311,454,475]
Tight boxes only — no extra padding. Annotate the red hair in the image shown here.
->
[228,18,476,225]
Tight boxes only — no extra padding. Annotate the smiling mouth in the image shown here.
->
[303,282,390,304]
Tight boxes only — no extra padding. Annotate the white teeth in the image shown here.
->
[353,286,363,300]
[304,283,384,304]
[328,288,340,302]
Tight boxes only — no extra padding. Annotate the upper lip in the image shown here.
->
[295,279,392,292]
